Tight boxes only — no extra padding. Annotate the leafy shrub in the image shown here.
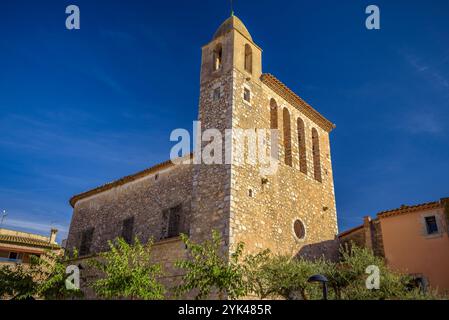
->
[88,237,165,300]
[0,250,82,300]
[175,230,247,300]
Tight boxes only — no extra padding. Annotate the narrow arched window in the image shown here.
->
[213,44,222,71]
[297,118,307,174]
[283,108,292,167]
[312,128,322,182]
[244,44,252,73]
[270,99,279,159]
[270,99,278,129]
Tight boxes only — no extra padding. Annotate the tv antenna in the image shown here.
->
[50,220,59,229]
[0,210,7,227]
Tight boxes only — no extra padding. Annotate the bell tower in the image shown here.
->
[192,14,338,258]
[200,14,262,85]
[191,15,261,245]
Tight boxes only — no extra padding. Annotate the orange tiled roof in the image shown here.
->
[377,201,441,219]
[260,73,336,132]
[0,234,60,249]
[338,198,446,238]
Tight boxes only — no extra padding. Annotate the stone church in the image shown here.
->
[66,15,339,289]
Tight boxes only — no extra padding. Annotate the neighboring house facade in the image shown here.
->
[339,197,449,293]
[66,15,339,293]
[0,228,60,266]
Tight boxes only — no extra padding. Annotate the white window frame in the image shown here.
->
[420,212,443,239]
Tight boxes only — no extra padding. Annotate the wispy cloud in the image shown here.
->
[2,218,68,238]
[38,173,99,188]
[99,29,136,44]
[397,112,443,135]
[3,218,68,233]
[0,113,156,167]
[90,68,127,95]
[404,53,449,89]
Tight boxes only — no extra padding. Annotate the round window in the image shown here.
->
[293,219,305,240]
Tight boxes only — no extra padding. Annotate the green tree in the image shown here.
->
[321,244,441,300]
[32,250,83,300]
[0,264,36,300]
[242,249,272,299]
[175,230,247,300]
[0,250,82,300]
[248,254,324,300]
[243,243,443,300]
[88,237,165,300]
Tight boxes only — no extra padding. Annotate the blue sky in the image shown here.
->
[0,0,448,242]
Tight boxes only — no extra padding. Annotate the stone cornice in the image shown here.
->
[260,73,336,132]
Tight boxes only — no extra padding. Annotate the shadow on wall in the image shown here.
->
[296,239,340,262]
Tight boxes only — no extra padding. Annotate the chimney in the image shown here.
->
[363,216,373,249]
[363,216,372,226]
[49,228,58,244]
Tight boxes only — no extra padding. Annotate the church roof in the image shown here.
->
[69,154,193,208]
[213,15,253,41]
[261,73,336,132]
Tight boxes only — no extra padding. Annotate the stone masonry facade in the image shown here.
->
[66,15,339,297]
[338,217,385,258]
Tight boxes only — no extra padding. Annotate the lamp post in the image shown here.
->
[308,274,329,300]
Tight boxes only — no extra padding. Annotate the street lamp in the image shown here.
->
[308,274,329,300]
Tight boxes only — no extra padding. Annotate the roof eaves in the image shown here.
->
[260,73,336,132]
[377,201,441,219]
[337,224,364,238]
[69,154,193,208]
[0,235,60,249]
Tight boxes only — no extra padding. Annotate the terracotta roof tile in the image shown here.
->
[0,234,60,249]
[377,201,441,219]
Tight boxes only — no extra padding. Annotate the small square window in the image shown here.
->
[9,252,18,260]
[243,88,251,103]
[425,216,438,235]
[213,87,220,101]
